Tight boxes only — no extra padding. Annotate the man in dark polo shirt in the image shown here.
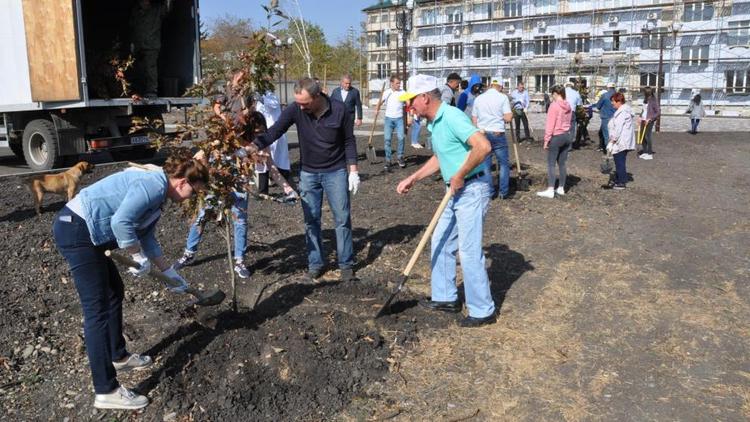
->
[245,78,359,282]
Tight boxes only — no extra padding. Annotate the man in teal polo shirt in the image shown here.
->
[396,74,496,328]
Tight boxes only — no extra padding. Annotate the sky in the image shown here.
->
[200,0,375,44]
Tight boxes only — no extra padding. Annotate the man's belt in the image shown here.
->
[446,171,485,186]
[485,131,504,136]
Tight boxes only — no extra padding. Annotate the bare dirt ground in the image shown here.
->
[0,128,748,421]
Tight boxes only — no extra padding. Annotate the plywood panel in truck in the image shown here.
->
[22,0,81,102]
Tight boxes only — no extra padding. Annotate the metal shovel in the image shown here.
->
[106,250,226,307]
[509,121,530,191]
[375,189,453,318]
[366,82,387,164]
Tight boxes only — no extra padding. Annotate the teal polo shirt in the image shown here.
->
[427,102,482,181]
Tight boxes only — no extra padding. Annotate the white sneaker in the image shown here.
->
[642,154,653,160]
[536,188,555,198]
[555,187,565,196]
[112,353,153,372]
[94,386,149,410]
[411,143,424,149]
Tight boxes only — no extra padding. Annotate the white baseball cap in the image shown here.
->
[398,74,439,102]
[606,82,616,88]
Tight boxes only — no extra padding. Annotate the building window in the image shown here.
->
[605,0,628,8]
[369,15,378,24]
[421,8,437,25]
[381,13,390,23]
[726,70,750,93]
[446,6,463,24]
[641,28,666,49]
[481,76,493,86]
[504,0,523,17]
[568,0,589,12]
[604,30,624,51]
[473,2,493,20]
[534,0,557,15]
[681,45,709,65]
[640,72,664,90]
[376,63,391,79]
[728,21,750,46]
[683,1,714,22]
[374,30,388,47]
[534,36,555,55]
[474,40,492,58]
[568,33,591,53]
[448,43,463,60]
[535,74,555,93]
[504,38,522,57]
[422,45,436,62]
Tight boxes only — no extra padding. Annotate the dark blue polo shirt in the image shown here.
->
[253,94,357,173]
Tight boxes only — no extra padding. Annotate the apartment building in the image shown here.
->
[363,0,750,114]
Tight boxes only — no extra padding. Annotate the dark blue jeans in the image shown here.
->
[483,132,510,197]
[53,207,127,394]
[691,118,700,133]
[299,168,354,271]
[613,150,628,185]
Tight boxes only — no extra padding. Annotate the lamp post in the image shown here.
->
[395,0,414,83]
[646,21,680,132]
[284,37,294,106]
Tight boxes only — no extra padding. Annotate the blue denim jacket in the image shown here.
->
[76,169,168,258]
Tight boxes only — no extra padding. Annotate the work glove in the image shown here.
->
[127,252,151,277]
[348,171,360,196]
[162,266,189,293]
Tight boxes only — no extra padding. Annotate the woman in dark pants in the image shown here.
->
[53,153,208,410]
[639,87,660,160]
[606,92,636,189]
[537,85,573,198]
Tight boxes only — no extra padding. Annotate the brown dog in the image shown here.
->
[26,161,95,215]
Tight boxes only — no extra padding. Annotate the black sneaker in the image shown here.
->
[459,314,497,328]
[173,252,195,270]
[340,268,355,282]
[613,183,626,190]
[397,158,406,168]
[304,267,324,282]
[418,299,462,313]
[383,161,391,171]
[234,261,250,279]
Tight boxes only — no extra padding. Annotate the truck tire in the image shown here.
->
[22,119,64,171]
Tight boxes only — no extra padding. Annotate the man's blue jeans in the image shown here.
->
[299,168,354,271]
[53,207,129,394]
[186,191,247,260]
[430,175,495,318]
[482,132,510,198]
[599,117,610,150]
[410,118,421,145]
[383,116,405,162]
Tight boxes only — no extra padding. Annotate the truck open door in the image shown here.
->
[22,0,81,102]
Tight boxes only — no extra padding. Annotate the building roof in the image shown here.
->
[362,0,399,12]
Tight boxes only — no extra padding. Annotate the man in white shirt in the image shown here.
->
[564,81,583,144]
[510,82,532,142]
[472,79,513,199]
[379,75,407,170]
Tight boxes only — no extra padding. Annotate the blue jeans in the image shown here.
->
[299,168,354,271]
[430,176,495,318]
[613,150,628,185]
[599,117,610,150]
[383,116,405,162]
[186,191,247,260]
[482,132,510,198]
[410,118,421,145]
[691,118,700,133]
[53,207,128,394]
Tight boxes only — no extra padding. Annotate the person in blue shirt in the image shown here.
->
[564,81,583,144]
[52,153,209,410]
[593,83,617,153]
[510,82,533,142]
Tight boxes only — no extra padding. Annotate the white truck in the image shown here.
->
[0,0,202,170]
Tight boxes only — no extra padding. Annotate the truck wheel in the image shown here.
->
[22,119,64,171]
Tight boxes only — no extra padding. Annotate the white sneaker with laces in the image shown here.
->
[94,386,149,410]
[234,261,250,279]
[536,188,555,198]
[642,154,653,160]
[555,187,565,196]
[113,353,153,372]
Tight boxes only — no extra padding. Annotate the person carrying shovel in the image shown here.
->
[52,152,209,410]
[395,74,496,328]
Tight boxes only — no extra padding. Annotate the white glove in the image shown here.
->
[127,252,151,277]
[348,171,360,196]
[606,142,615,154]
[162,266,189,293]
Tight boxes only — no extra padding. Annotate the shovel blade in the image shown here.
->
[374,275,408,319]
[190,289,226,307]
[517,177,530,191]
[367,145,377,164]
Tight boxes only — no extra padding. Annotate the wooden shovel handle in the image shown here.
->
[367,81,388,148]
[402,189,453,277]
[509,120,523,173]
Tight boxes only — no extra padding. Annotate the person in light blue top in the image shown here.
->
[52,153,208,410]
[510,82,533,142]
[396,74,496,328]
[593,82,617,152]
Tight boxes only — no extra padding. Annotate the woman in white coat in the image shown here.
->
[606,91,635,190]
[687,94,706,134]
[255,91,293,196]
